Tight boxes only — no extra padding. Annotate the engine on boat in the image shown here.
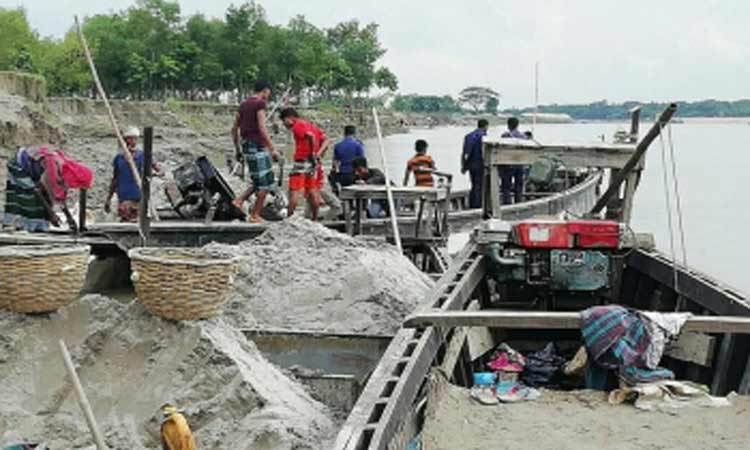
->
[166,156,245,221]
[478,218,624,309]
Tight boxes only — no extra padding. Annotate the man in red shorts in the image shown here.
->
[279,107,331,221]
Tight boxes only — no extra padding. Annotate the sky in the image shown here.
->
[2,0,750,107]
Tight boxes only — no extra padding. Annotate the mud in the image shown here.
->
[0,295,335,449]
[208,217,434,334]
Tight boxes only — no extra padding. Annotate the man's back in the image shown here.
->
[334,136,364,174]
[501,128,527,139]
[291,119,326,160]
[407,153,435,187]
[238,95,268,147]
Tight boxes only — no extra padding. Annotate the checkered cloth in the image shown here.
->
[243,142,274,190]
[580,305,674,385]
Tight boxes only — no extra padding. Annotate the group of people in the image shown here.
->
[27,81,532,227]
[462,117,532,209]
[227,80,440,223]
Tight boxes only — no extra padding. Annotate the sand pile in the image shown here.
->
[0,295,334,449]
[208,217,434,334]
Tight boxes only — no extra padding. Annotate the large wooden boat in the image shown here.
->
[331,104,750,449]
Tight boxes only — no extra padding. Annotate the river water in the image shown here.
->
[364,120,750,294]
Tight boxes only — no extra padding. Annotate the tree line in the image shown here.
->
[0,0,398,101]
[507,99,750,120]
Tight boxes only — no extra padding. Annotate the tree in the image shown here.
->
[485,97,499,114]
[374,67,398,92]
[327,20,386,97]
[0,7,37,69]
[458,86,500,112]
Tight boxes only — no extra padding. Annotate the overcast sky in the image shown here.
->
[3,0,749,107]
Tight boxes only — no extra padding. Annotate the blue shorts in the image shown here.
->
[243,142,274,191]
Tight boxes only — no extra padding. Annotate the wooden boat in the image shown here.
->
[331,104,750,449]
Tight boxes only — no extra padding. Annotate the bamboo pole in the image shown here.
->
[59,340,108,450]
[74,16,160,221]
[372,107,402,253]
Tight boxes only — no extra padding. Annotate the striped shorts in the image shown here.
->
[243,142,275,191]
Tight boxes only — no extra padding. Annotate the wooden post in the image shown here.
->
[711,333,736,395]
[59,340,108,450]
[591,103,677,215]
[74,16,159,222]
[372,107,402,253]
[138,127,153,245]
[78,189,87,233]
[739,354,750,395]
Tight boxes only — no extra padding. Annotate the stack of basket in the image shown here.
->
[0,244,90,313]
[128,247,238,320]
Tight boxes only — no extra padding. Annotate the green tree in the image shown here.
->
[327,20,386,97]
[0,7,37,69]
[485,97,499,114]
[374,67,398,92]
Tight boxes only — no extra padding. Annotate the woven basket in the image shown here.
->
[128,247,238,320]
[0,245,90,313]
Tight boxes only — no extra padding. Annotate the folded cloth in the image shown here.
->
[609,380,732,411]
[580,305,689,385]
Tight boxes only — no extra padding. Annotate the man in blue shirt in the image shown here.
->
[500,117,528,204]
[331,125,365,191]
[104,127,161,221]
[462,119,489,209]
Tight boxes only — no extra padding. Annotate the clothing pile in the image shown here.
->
[521,342,567,388]
[580,305,690,386]
[4,146,93,231]
[470,343,541,405]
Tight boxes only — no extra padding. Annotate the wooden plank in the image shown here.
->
[138,126,153,244]
[627,250,750,317]
[591,103,678,214]
[665,331,716,367]
[711,334,736,395]
[620,171,640,223]
[78,189,87,232]
[739,354,750,395]
[486,142,638,169]
[404,310,750,334]
[340,185,446,202]
[440,328,467,376]
[489,165,501,218]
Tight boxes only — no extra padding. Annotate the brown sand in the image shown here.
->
[421,372,750,450]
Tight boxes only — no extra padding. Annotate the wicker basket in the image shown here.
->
[128,247,238,320]
[0,244,90,313]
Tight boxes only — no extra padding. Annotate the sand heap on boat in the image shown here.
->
[210,217,435,334]
[0,295,334,449]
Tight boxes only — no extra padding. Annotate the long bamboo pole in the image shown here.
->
[59,340,108,450]
[74,16,160,221]
[372,107,402,253]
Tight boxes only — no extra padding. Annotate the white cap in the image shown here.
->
[123,127,140,138]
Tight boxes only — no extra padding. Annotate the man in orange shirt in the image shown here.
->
[279,107,331,221]
[403,139,436,187]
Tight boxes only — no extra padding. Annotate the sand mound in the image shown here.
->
[209,217,434,334]
[0,295,334,449]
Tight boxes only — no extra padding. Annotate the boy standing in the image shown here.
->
[403,139,436,187]
[279,107,331,221]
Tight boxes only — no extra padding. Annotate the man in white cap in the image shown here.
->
[104,127,160,221]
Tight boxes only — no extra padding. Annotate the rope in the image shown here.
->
[658,123,680,300]
[658,122,689,310]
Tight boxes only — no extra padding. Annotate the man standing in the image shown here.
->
[462,119,488,209]
[231,80,279,223]
[280,107,331,221]
[105,127,160,222]
[331,125,364,191]
[500,117,528,204]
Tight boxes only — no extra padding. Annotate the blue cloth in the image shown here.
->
[469,167,483,209]
[462,128,486,169]
[501,129,528,139]
[580,306,675,385]
[500,166,524,204]
[333,136,365,174]
[242,142,275,191]
[113,151,144,202]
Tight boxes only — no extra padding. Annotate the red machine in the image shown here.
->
[513,219,620,249]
